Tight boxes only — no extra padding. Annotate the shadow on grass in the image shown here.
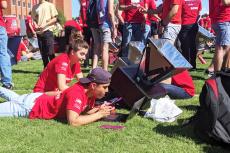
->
[154,123,230,153]
[192,75,206,81]
[180,105,199,112]
[13,69,41,75]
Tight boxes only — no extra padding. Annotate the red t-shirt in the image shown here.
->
[146,0,158,25]
[209,0,230,23]
[119,0,145,23]
[16,41,27,61]
[0,0,5,27]
[172,70,195,97]
[29,83,95,120]
[25,16,35,34]
[33,53,81,92]
[162,0,182,24]
[181,0,201,25]
[64,20,82,31]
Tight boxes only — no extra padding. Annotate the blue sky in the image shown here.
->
[72,0,209,18]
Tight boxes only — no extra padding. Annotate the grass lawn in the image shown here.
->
[0,52,229,153]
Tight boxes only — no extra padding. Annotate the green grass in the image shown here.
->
[0,52,229,153]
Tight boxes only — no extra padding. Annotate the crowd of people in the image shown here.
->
[0,0,229,127]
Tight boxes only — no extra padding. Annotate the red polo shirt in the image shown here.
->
[162,0,182,24]
[0,0,5,27]
[33,53,81,92]
[181,0,201,25]
[29,83,95,120]
[209,0,230,24]
[172,70,195,97]
[119,0,145,23]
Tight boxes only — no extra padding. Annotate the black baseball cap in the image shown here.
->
[79,68,112,84]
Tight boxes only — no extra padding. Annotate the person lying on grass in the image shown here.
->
[33,39,88,96]
[0,68,114,126]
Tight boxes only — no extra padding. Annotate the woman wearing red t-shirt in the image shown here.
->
[33,39,89,96]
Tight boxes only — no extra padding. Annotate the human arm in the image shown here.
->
[115,5,125,24]
[67,105,113,126]
[108,0,117,41]
[1,0,7,9]
[57,74,70,91]
[162,4,179,26]
[222,0,230,5]
[75,72,84,81]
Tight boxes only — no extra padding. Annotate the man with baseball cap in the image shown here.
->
[0,68,114,126]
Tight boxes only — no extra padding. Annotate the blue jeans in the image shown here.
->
[159,83,192,99]
[0,26,12,86]
[0,87,42,117]
[121,23,145,57]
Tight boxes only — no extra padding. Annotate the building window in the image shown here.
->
[28,3,31,8]
[23,2,26,7]
[12,0,16,5]
[18,1,21,6]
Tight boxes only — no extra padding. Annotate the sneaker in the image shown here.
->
[2,84,14,90]
[208,71,215,77]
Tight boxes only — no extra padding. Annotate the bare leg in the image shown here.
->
[92,43,101,69]
[101,42,109,71]
[214,45,225,72]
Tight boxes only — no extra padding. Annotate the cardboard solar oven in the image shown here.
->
[197,25,215,43]
[110,38,192,109]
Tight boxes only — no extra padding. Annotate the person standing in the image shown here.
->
[0,0,13,89]
[178,0,201,69]
[89,0,117,71]
[160,0,182,45]
[119,0,145,57]
[209,0,230,72]
[32,0,58,68]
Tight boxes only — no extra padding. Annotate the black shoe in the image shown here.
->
[2,84,13,90]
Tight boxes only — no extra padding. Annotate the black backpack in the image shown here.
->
[194,72,230,145]
[86,0,99,28]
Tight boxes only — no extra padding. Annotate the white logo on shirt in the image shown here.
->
[75,99,82,104]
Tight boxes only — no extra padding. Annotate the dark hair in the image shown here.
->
[67,39,89,54]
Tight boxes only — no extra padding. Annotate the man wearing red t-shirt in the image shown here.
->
[178,0,201,69]
[119,0,146,57]
[160,0,182,45]
[0,0,13,90]
[209,0,230,72]
[0,68,114,126]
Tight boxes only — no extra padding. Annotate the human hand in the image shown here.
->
[97,105,115,118]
